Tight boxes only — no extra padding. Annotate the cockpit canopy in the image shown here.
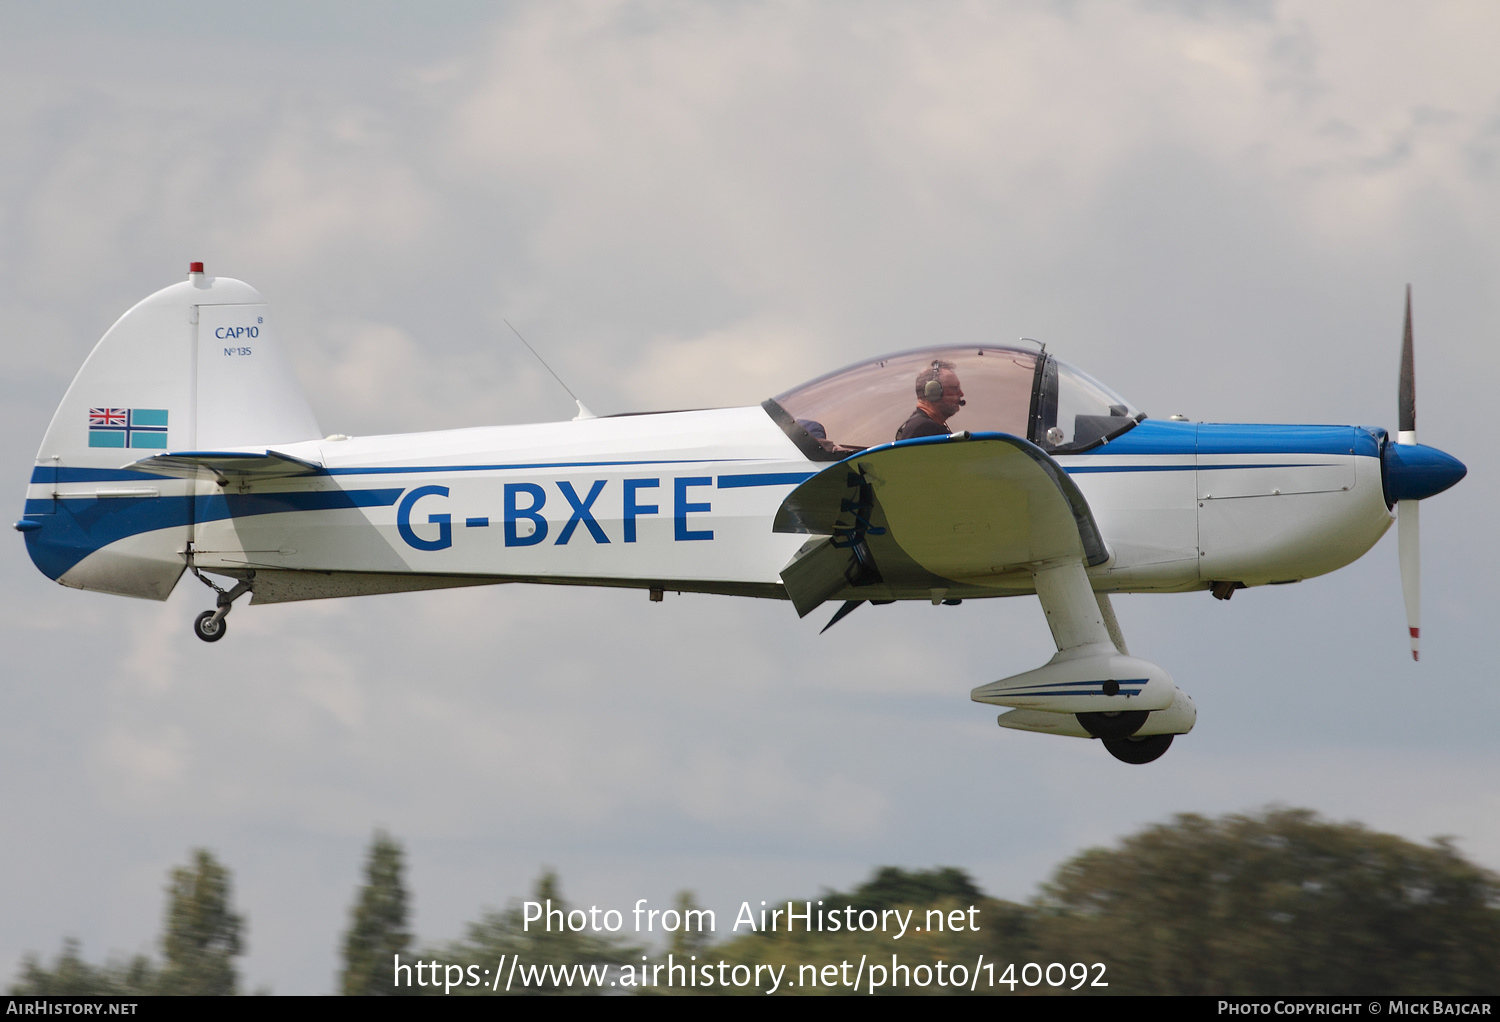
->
[766,345,1142,460]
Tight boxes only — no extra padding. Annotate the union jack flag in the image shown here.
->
[89,408,128,427]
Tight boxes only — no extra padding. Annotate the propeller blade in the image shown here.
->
[1396,290,1419,660]
[1398,499,1420,661]
[1399,285,1416,443]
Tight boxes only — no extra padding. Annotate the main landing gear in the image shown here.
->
[1076,710,1175,764]
[190,568,253,643]
[1101,733,1174,765]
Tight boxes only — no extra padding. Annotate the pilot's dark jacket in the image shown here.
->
[896,408,949,441]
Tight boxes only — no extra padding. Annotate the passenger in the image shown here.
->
[896,360,965,440]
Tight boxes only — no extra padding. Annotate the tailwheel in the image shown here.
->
[188,569,252,644]
[1102,733,1173,764]
[194,610,228,643]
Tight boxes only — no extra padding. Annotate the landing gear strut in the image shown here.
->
[190,568,253,643]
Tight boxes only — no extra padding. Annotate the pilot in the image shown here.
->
[896,360,965,440]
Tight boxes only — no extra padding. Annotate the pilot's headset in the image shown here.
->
[919,361,965,406]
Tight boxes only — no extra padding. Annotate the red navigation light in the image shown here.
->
[189,262,204,273]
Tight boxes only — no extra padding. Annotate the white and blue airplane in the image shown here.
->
[15,264,1466,763]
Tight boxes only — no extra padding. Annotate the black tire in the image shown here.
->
[1076,710,1149,741]
[194,610,227,643]
[1102,733,1173,764]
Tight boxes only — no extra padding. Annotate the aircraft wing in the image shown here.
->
[125,450,324,483]
[773,432,1107,615]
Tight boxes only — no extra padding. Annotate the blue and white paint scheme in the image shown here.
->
[15,266,1466,764]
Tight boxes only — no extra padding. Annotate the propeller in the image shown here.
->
[1397,287,1420,660]
[1383,286,1466,661]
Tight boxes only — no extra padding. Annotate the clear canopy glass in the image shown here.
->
[768,345,1141,459]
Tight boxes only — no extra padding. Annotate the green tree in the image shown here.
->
[157,849,244,996]
[667,890,712,961]
[824,866,986,911]
[8,939,157,996]
[714,865,1036,996]
[425,869,639,995]
[1034,807,1500,995]
[341,830,414,995]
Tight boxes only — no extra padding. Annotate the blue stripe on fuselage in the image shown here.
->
[717,472,816,488]
[31,458,758,485]
[32,467,166,484]
[1087,419,1197,456]
[321,458,742,476]
[1065,463,1319,474]
[1196,423,1373,457]
[22,467,815,582]
[1059,420,1380,472]
[21,488,403,581]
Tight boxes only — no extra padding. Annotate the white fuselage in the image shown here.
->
[121,409,1393,605]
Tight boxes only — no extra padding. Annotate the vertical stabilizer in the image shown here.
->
[20,264,322,598]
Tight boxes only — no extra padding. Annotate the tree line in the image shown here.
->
[12,807,1500,995]
[11,850,244,996]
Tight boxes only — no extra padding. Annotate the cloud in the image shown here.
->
[228,119,436,269]
[440,1,1500,270]
[94,727,190,805]
[294,319,507,434]
[1,0,1497,995]
[619,319,823,409]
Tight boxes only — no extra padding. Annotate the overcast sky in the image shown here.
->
[2,0,1496,995]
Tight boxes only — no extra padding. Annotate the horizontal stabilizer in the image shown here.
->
[128,450,323,482]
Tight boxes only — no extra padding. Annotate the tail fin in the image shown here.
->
[19,264,322,598]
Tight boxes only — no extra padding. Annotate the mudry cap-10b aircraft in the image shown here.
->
[16,265,1467,763]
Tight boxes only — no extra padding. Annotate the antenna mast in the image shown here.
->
[504,319,595,420]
